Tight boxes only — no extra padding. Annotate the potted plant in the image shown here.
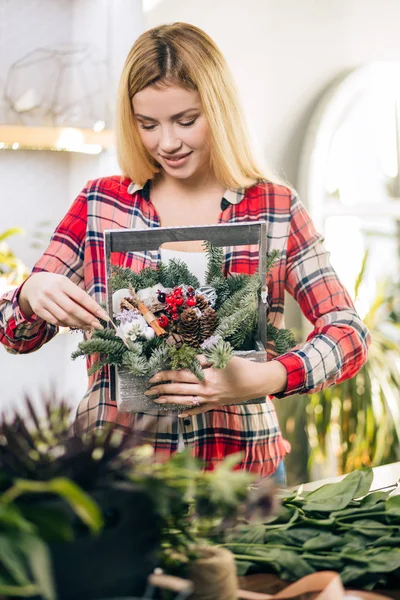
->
[0,396,277,600]
[0,398,161,599]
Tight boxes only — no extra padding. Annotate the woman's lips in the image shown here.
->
[160,151,193,167]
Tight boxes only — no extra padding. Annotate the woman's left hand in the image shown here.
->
[145,356,287,417]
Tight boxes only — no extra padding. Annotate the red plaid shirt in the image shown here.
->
[0,177,370,477]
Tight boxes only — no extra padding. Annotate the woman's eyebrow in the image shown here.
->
[134,108,200,121]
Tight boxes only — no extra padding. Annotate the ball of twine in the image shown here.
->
[188,546,237,600]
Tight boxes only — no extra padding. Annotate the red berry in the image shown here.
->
[158,315,169,328]
[166,294,176,306]
[175,296,184,307]
[186,296,197,307]
[172,312,180,321]
[187,286,195,293]
[173,287,183,297]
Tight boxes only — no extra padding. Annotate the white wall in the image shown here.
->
[0,0,143,416]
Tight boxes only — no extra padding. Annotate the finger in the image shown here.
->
[177,402,215,417]
[40,299,103,331]
[63,281,109,321]
[49,294,104,330]
[149,369,201,384]
[153,395,204,407]
[197,354,212,368]
[145,382,202,397]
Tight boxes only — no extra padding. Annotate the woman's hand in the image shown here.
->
[18,272,109,330]
[145,356,288,417]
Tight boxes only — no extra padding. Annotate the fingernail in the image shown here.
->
[98,310,110,320]
[144,390,156,396]
[178,413,189,418]
[93,321,103,330]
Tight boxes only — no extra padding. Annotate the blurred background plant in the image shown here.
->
[306,250,400,476]
[0,227,29,289]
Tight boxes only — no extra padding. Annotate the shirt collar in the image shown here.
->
[127,180,245,206]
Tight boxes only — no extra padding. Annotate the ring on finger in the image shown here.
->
[192,396,201,407]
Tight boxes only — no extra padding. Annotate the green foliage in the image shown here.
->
[307,254,400,475]
[111,265,160,292]
[147,346,171,377]
[226,273,251,295]
[71,336,126,366]
[158,258,200,289]
[122,350,149,377]
[217,273,260,320]
[203,240,224,285]
[210,276,231,309]
[203,339,234,369]
[169,345,204,382]
[216,305,258,350]
[224,468,400,590]
[267,322,297,356]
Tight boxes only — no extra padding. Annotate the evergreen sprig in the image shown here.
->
[158,258,200,289]
[203,240,224,284]
[267,322,297,356]
[226,273,251,295]
[122,350,149,377]
[203,339,234,369]
[217,274,260,320]
[169,345,204,382]
[71,334,126,365]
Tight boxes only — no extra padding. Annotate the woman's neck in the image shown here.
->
[153,170,225,199]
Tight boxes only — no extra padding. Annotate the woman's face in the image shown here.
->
[132,84,211,181]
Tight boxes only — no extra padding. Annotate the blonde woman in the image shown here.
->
[0,23,370,481]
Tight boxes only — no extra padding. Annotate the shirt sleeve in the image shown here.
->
[0,186,88,355]
[273,194,371,397]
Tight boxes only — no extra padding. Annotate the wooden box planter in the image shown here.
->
[105,222,268,414]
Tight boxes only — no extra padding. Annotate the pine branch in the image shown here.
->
[168,345,205,381]
[217,275,260,319]
[87,360,108,376]
[267,322,296,355]
[161,258,200,289]
[203,339,234,369]
[147,346,171,378]
[226,273,251,295]
[266,249,281,273]
[210,276,231,309]
[203,241,224,284]
[122,351,149,377]
[71,338,126,364]
[227,309,258,349]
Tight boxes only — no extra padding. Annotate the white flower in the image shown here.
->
[112,288,132,315]
[115,314,155,346]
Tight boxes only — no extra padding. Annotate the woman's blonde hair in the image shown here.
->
[116,22,269,189]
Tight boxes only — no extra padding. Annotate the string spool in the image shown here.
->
[188,546,237,600]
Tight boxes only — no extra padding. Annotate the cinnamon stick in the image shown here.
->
[136,301,166,336]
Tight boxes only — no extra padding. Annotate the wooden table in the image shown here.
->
[239,463,400,599]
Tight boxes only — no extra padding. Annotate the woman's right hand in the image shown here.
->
[18,273,109,331]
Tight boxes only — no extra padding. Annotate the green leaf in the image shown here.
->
[0,228,24,243]
[386,494,400,516]
[303,532,345,551]
[2,478,104,535]
[0,535,31,586]
[16,534,55,600]
[302,469,373,512]
[235,560,256,576]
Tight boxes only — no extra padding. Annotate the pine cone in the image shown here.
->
[120,297,137,311]
[179,308,200,347]
[199,307,219,342]
[166,333,184,348]
[195,294,210,311]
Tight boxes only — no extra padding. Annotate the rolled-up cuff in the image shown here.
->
[272,353,306,398]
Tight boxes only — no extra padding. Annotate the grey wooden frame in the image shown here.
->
[104,221,268,411]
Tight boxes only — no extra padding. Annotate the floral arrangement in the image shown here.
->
[72,243,296,381]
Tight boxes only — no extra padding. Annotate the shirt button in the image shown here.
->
[184,419,191,426]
